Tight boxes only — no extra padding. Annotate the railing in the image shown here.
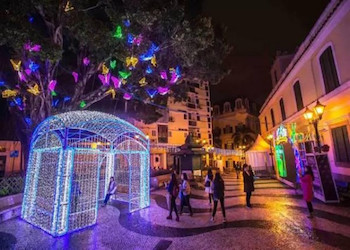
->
[0,176,25,197]
[212,148,241,156]
[150,143,181,153]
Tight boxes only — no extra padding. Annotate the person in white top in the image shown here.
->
[180,173,193,216]
[204,169,214,208]
[102,177,117,206]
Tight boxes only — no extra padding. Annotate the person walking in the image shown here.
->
[243,164,255,208]
[299,165,314,218]
[102,176,117,207]
[180,173,193,216]
[211,173,226,222]
[166,173,180,221]
[204,169,214,209]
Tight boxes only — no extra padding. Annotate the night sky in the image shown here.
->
[205,0,330,105]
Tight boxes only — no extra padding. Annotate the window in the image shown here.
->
[279,98,286,121]
[264,116,268,131]
[331,126,350,163]
[197,114,200,121]
[235,99,242,110]
[270,109,275,127]
[152,130,156,136]
[224,102,230,113]
[184,114,187,120]
[293,81,304,111]
[157,125,168,143]
[319,46,340,94]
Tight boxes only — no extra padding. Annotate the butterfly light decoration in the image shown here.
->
[140,43,159,61]
[0,81,5,87]
[27,84,40,96]
[102,63,109,75]
[2,89,17,98]
[29,61,39,72]
[64,1,74,12]
[10,59,21,71]
[48,80,57,92]
[110,60,117,69]
[64,96,71,102]
[139,77,147,87]
[106,88,116,99]
[52,99,59,107]
[123,19,131,27]
[113,26,123,39]
[123,93,132,100]
[160,71,167,80]
[72,72,78,83]
[83,57,90,66]
[24,42,41,52]
[157,86,169,95]
[126,57,138,68]
[98,73,111,86]
[151,55,157,67]
[25,117,32,126]
[119,71,131,79]
[146,88,158,98]
[111,76,121,88]
[145,65,153,74]
[80,101,86,108]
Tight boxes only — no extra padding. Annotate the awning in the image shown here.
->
[247,134,271,152]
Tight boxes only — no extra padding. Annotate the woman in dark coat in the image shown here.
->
[166,173,180,221]
[243,164,255,208]
[210,173,226,222]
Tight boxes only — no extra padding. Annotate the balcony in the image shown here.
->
[188,120,197,126]
[187,103,196,109]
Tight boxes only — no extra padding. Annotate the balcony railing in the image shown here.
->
[188,120,197,126]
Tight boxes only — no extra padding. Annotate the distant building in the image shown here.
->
[132,80,212,169]
[259,0,350,187]
[212,97,260,169]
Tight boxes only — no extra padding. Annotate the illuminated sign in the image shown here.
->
[275,124,288,145]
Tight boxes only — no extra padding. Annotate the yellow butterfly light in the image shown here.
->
[27,84,40,96]
[122,79,127,85]
[126,57,138,68]
[151,55,157,67]
[64,1,74,12]
[10,59,21,71]
[106,88,116,99]
[102,63,109,75]
[139,77,147,87]
[2,89,17,98]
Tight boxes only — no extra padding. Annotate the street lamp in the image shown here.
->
[303,100,326,153]
[266,134,275,174]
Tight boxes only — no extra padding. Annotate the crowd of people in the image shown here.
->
[163,163,315,223]
[102,163,315,223]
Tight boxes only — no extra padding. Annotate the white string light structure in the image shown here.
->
[21,111,150,236]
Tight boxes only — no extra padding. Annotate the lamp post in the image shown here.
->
[267,134,275,174]
[303,100,326,153]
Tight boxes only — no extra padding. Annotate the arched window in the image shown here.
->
[223,102,231,113]
[319,46,340,94]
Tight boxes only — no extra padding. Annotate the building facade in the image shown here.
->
[259,0,350,185]
[212,98,260,169]
[132,80,213,169]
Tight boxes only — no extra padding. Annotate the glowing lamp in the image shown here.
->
[303,107,314,121]
[314,100,325,118]
[202,140,207,144]
[267,134,273,140]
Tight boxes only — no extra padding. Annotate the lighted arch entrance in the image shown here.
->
[21,111,150,236]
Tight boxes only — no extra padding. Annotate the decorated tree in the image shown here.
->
[0,0,231,162]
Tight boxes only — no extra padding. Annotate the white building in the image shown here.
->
[132,80,213,169]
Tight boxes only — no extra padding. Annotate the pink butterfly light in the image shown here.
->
[158,86,169,95]
[48,80,57,91]
[24,42,41,52]
[123,93,132,100]
[98,73,111,86]
[18,72,27,82]
[160,71,167,80]
[83,57,90,66]
[111,76,121,88]
[72,72,79,83]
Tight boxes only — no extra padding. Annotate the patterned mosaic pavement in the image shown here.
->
[0,174,350,250]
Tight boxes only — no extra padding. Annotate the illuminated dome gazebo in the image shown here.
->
[21,111,150,236]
